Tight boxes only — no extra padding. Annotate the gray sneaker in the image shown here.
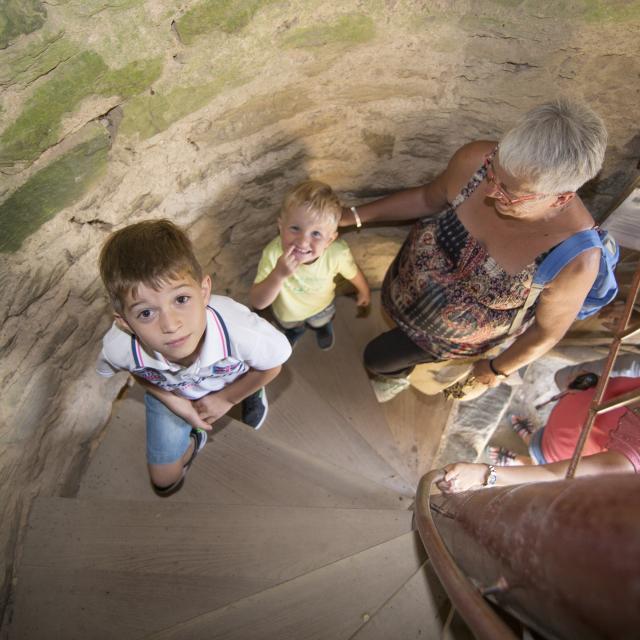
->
[314,322,335,351]
[242,387,268,429]
[184,428,208,471]
[370,376,410,403]
[153,428,207,497]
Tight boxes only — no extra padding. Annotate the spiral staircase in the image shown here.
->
[9,296,465,640]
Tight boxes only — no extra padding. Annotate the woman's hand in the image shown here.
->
[437,462,490,494]
[471,359,502,387]
[484,247,600,378]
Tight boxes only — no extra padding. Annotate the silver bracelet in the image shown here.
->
[350,206,362,229]
[484,464,497,486]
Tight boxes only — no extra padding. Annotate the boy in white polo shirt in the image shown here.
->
[250,180,370,349]
[96,219,291,495]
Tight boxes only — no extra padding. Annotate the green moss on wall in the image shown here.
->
[119,70,243,140]
[0,32,78,87]
[283,14,375,48]
[484,0,640,21]
[0,51,106,162]
[97,57,163,98]
[488,0,526,7]
[0,51,161,164]
[63,0,145,18]
[579,0,640,21]
[0,127,109,253]
[0,0,46,49]
[175,0,272,44]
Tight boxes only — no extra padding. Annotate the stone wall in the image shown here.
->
[1,0,639,620]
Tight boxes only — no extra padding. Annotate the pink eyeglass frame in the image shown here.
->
[484,155,556,206]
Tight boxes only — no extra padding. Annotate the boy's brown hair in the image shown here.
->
[282,180,342,227]
[99,219,203,313]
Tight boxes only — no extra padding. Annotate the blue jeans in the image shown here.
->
[144,392,192,465]
[275,302,336,329]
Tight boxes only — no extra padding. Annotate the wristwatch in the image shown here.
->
[484,464,497,487]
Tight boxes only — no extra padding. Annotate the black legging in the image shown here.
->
[363,328,437,377]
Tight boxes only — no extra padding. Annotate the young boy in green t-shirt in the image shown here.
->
[250,180,370,350]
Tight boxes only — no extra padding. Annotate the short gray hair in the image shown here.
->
[499,98,607,193]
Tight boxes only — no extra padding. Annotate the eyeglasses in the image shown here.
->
[485,159,552,206]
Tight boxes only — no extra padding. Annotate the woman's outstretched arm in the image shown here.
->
[341,141,494,226]
[437,450,634,494]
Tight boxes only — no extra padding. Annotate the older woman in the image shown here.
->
[343,99,607,400]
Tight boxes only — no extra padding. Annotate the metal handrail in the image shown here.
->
[416,474,640,638]
[620,320,640,341]
[413,258,640,633]
[414,470,517,640]
[593,387,640,414]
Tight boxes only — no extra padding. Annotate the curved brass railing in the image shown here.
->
[414,470,517,640]
[415,260,640,639]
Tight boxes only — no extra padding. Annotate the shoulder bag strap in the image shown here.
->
[508,229,602,336]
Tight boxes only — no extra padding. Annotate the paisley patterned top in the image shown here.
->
[382,149,542,359]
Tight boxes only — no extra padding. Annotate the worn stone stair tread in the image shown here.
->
[339,293,452,485]
[263,359,414,497]
[378,387,452,485]
[79,395,409,510]
[350,559,449,640]
[12,497,413,640]
[289,303,417,487]
[144,531,427,640]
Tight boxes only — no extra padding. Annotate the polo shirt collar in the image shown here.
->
[198,306,231,367]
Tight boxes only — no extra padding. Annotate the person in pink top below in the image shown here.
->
[436,355,640,493]
[535,376,640,464]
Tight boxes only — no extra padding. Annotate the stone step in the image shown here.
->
[350,559,449,640]
[432,383,514,468]
[12,497,413,640]
[262,358,414,497]
[338,293,453,484]
[145,532,429,640]
[79,394,409,510]
[289,300,418,487]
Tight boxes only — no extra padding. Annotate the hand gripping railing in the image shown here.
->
[414,470,517,640]
[414,262,640,638]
